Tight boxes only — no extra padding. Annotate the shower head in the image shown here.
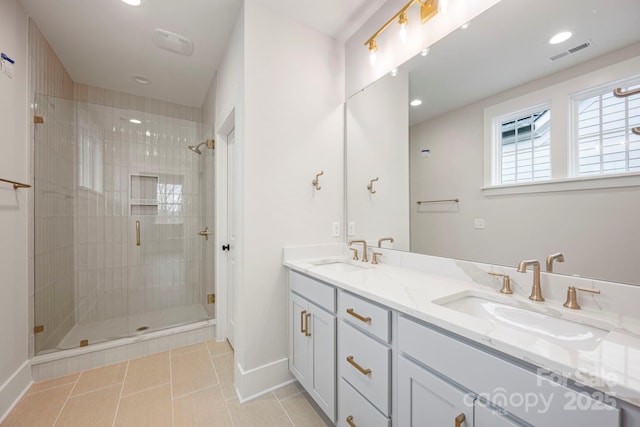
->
[187,139,215,155]
[188,145,202,154]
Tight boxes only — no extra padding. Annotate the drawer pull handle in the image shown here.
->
[346,415,356,427]
[455,413,465,427]
[305,313,311,336]
[300,310,307,334]
[346,356,371,375]
[346,308,371,324]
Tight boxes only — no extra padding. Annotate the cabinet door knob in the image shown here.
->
[455,413,466,427]
[300,310,307,334]
[346,356,371,375]
[346,308,371,324]
[305,313,311,336]
[346,415,356,427]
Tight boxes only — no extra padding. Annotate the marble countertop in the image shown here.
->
[284,255,640,407]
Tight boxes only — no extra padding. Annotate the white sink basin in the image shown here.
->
[436,293,609,351]
[311,261,368,273]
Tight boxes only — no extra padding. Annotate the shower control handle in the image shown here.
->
[222,244,230,251]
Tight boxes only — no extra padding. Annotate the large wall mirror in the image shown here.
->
[346,0,640,285]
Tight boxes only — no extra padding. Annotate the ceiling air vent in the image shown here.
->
[549,40,592,62]
[152,29,193,56]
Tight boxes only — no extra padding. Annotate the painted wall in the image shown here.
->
[345,0,501,97]
[346,70,410,250]
[410,44,640,285]
[236,0,345,398]
[0,0,31,419]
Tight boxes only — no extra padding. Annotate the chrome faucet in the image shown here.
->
[545,252,565,272]
[377,237,394,248]
[348,240,368,263]
[517,260,544,302]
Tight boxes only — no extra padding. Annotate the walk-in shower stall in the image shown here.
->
[32,94,215,354]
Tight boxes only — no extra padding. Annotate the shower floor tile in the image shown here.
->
[56,304,209,350]
[2,341,332,427]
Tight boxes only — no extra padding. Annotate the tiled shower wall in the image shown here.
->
[29,21,76,354]
[73,94,207,325]
[30,18,211,353]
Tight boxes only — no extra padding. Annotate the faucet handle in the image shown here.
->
[563,286,601,310]
[488,272,513,294]
[372,252,382,264]
[349,247,359,261]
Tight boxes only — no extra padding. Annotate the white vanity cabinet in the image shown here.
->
[288,271,337,422]
[337,290,392,426]
[398,315,621,427]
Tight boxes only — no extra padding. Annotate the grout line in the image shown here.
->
[66,382,125,399]
[50,379,77,427]
[171,384,220,401]
[204,340,223,388]
[275,391,297,427]
[120,381,172,399]
[277,389,304,403]
[25,380,80,397]
[111,360,130,427]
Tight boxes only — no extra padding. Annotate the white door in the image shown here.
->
[226,129,236,348]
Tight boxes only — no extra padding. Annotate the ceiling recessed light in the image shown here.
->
[132,75,151,85]
[129,119,142,124]
[410,99,423,107]
[550,31,572,45]
[121,0,141,6]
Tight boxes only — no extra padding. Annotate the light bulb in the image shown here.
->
[549,31,572,45]
[369,50,377,66]
[398,12,408,43]
[391,68,398,77]
[421,48,430,57]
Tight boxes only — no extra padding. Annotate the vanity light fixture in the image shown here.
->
[410,99,423,107]
[121,0,141,6]
[365,0,439,56]
[549,31,573,45]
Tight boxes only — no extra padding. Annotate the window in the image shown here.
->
[574,82,640,176]
[495,107,551,184]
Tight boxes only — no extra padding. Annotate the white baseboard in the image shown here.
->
[0,360,32,423]
[235,357,294,402]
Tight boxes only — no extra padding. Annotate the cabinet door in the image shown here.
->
[475,401,524,427]
[398,356,472,427]
[289,293,309,385]
[309,301,337,422]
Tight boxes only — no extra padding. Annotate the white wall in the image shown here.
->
[346,70,409,250]
[234,0,345,398]
[410,45,640,285]
[0,0,31,420]
[345,0,501,97]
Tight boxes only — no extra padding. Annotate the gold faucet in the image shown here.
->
[546,252,565,272]
[348,240,368,263]
[563,286,600,310]
[377,237,394,248]
[517,260,544,301]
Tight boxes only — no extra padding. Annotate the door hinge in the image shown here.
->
[207,294,215,304]
[34,116,44,124]
[34,325,44,334]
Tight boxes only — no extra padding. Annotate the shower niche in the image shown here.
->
[130,174,159,216]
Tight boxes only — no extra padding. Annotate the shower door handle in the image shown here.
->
[136,220,141,246]
[198,227,210,240]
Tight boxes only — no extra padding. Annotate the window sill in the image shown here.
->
[482,172,640,196]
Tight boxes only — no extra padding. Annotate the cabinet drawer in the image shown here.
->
[338,379,390,427]
[289,270,336,312]
[339,322,391,416]
[398,315,620,427]
[339,291,391,343]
